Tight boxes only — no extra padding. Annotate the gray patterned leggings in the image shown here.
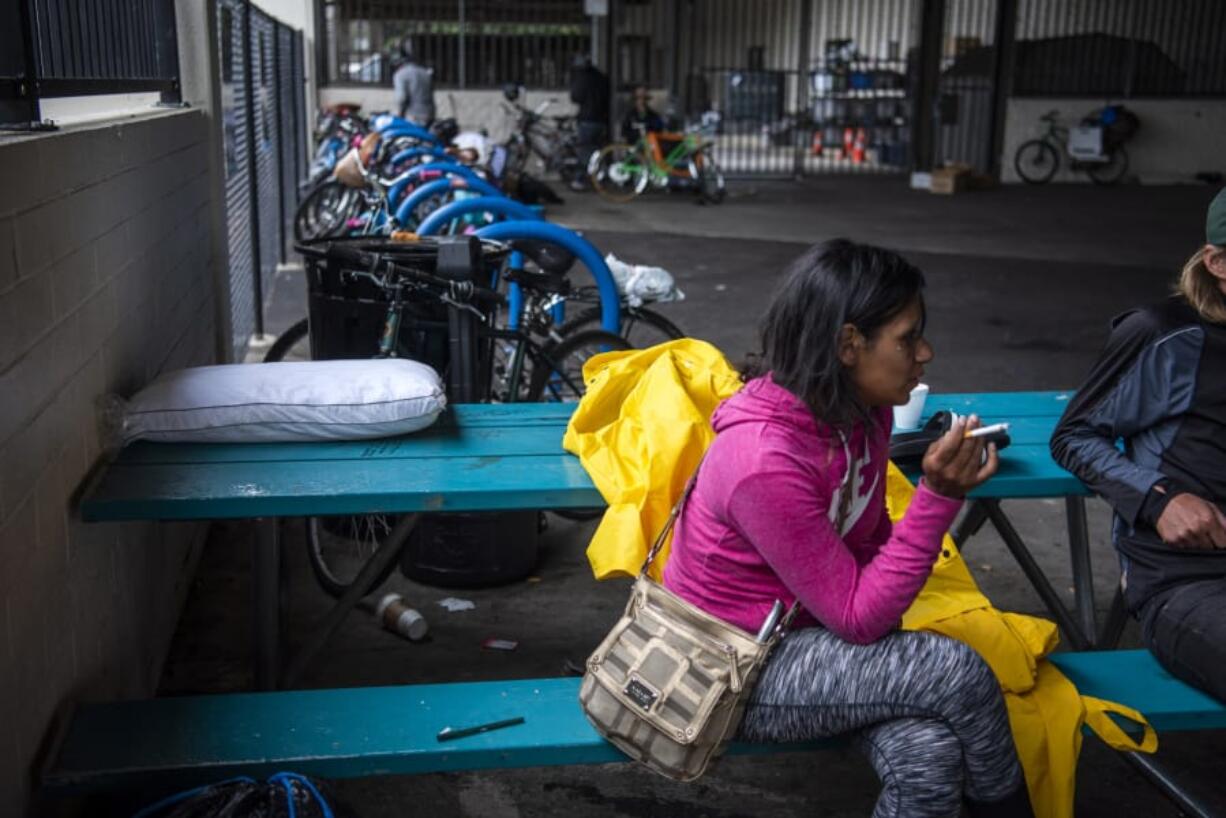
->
[738,627,1023,818]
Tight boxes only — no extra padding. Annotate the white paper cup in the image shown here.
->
[893,383,930,430]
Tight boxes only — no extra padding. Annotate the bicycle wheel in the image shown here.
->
[560,305,685,349]
[306,516,402,598]
[1013,140,1059,185]
[263,318,310,362]
[690,152,726,204]
[527,329,632,403]
[1086,146,1129,186]
[590,143,649,203]
[295,181,360,241]
[529,329,631,521]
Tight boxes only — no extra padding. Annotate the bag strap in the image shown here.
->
[1082,695,1158,754]
[640,458,705,574]
[640,454,806,642]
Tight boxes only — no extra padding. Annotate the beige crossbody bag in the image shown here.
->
[578,461,807,782]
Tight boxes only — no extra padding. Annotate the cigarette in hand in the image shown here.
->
[964,422,1009,439]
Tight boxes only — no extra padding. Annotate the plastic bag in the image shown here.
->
[132,772,353,818]
[603,253,685,308]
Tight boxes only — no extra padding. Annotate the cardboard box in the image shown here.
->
[929,163,972,195]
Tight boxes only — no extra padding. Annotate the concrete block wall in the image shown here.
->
[0,109,216,813]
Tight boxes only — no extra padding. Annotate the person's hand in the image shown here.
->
[921,415,999,499]
[1155,493,1226,550]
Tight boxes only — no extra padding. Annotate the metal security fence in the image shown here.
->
[1013,0,1226,97]
[218,0,307,359]
[933,0,1004,173]
[626,0,917,177]
[322,0,590,88]
[1,0,181,128]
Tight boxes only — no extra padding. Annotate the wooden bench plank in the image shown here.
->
[46,651,1225,795]
[1050,650,1226,732]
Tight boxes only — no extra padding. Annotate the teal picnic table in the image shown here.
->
[66,391,1219,816]
[80,392,1107,690]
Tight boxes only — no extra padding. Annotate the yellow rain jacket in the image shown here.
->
[565,339,1156,818]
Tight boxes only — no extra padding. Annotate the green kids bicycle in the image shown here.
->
[589,125,726,204]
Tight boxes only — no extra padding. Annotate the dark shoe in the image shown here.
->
[965,782,1034,818]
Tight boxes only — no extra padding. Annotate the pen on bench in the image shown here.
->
[437,716,525,742]
[964,422,1009,439]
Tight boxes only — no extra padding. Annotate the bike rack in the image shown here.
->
[389,146,454,167]
[476,221,620,335]
[416,196,542,237]
[372,116,440,145]
[401,161,485,186]
[393,176,504,227]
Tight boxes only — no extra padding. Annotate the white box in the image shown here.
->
[1068,126,1105,161]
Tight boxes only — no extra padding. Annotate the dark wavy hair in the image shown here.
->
[751,238,926,429]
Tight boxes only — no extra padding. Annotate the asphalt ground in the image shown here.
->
[105,178,1226,817]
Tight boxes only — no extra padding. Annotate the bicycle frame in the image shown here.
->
[614,130,708,190]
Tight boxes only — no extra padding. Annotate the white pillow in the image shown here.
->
[117,359,447,444]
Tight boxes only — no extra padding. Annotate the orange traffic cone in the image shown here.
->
[852,128,867,163]
[842,127,854,160]
[811,130,823,156]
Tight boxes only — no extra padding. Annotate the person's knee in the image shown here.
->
[917,632,997,691]
[1141,580,1226,701]
[861,719,964,813]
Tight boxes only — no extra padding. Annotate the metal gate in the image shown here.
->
[932,0,1006,173]
[612,0,921,177]
[217,1,307,359]
[277,24,299,262]
[219,0,257,358]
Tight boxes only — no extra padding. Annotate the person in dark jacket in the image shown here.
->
[620,84,665,143]
[1050,187,1226,702]
[568,54,610,191]
[392,37,434,127]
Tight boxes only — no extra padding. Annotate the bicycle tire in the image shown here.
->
[263,318,310,362]
[1014,139,1059,185]
[1086,146,1129,186]
[528,329,632,521]
[527,329,632,402]
[590,143,648,203]
[295,181,359,241]
[306,516,401,598]
[560,305,685,348]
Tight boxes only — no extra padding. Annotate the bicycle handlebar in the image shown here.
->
[320,244,506,308]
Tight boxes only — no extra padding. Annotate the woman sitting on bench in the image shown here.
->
[663,239,1034,818]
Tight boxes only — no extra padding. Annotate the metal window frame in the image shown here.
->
[0,0,183,130]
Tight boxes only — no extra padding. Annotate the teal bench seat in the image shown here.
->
[43,650,1226,796]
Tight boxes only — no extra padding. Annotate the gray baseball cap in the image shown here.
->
[1208,187,1226,246]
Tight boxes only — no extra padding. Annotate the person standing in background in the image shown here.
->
[568,54,610,191]
[392,37,435,127]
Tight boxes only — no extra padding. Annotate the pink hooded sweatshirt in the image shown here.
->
[662,374,963,645]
